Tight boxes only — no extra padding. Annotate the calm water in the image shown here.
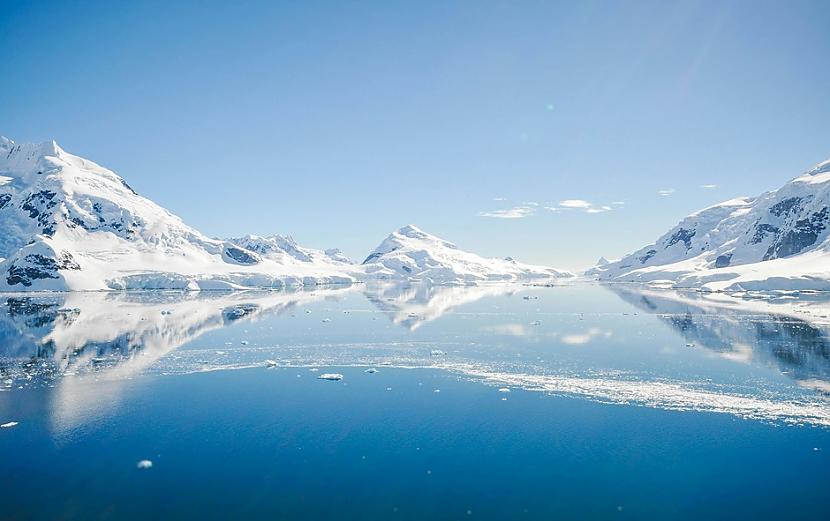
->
[1,283,829,520]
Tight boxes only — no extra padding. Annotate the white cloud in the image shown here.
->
[559,199,593,209]
[493,197,506,201]
[585,206,612,214]
[612,201,625,206]
[700,184,719,189]
[550,199,615,214]
[658,189,676,196]
[478,206,536,219]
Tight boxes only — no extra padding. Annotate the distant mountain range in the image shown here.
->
[0,137,572,290]
[590,158,830,291]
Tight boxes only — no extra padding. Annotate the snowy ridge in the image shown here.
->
[361,225,574,283]
[0,137,572,291]
[228,234,352,266]
[0,137,354,290]
[590,157,830,291]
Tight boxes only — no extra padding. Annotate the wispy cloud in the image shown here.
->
[548,199,615,214]
[559,199,593,209]
[658,189,676,197]
[493,197,506,201]
[700,184,719,189]
[478,205,536,219]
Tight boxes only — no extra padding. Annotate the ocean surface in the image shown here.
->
[1,283,829,519]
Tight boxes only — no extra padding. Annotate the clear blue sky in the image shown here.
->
[2,0,828,270]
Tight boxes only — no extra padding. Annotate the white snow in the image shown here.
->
[0,137,356,291]
[361,225,573,284]
[591,156,830,291]
[0,137,572,291]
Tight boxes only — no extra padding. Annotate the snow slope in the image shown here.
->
[361,225,574,283]
[590,158,830,291]
[228,234,352,266]
[0,137,354,290]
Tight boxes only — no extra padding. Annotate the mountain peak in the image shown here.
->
[395,224,427,238]
[362,225,572,282]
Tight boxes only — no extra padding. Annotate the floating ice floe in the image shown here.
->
[317,373,344,381]
[265,360,278,367]
[498,388,511,393]
[240,340,249,346]
[1,421,19,428]
[530,320,542,326]
[322,318,331,323]
[136,460,153,469]
[365,368,378,373]
[430,349,446,356]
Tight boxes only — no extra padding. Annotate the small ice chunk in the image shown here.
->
[322,318,331,323]
[498,388,511,393]
[433,389,441,393]
[215,351,226,355]
[160,310,172,315]
[265,360,278,367]
[430,350,445,356]
[136,460,153,469]
[1,421,19,428]
[318,373,343,381]
[365,368,378,373]
[530,320,542,326]
[240,341,249,346]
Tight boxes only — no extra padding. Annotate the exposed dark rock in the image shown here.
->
[769,197,804,217]
[751,223,779,244]
[639,249,657,264]
[715,253,733,268]
[666,228,696,250]
[363,247,399,265]
[0,193,11,210]
[224,246,259,265]
[764,207,829,260]
[119,178,138,195]
[21,190,59,237]
[6,251,81,287]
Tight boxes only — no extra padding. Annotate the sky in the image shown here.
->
[1,0,829,270]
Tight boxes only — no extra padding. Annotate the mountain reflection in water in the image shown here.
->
[2,283,830,431]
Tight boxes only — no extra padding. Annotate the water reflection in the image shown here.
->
[2,283,830,430]
[363,282,520,330]
[608,285,830,392]
[0,288,354,433]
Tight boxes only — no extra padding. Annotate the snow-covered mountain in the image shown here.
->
[227,234,352,265]
[590,158,830,291]
[362,225,573,283]
[0,137,354,290]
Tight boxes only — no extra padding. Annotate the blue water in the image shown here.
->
[1,283,829,519]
